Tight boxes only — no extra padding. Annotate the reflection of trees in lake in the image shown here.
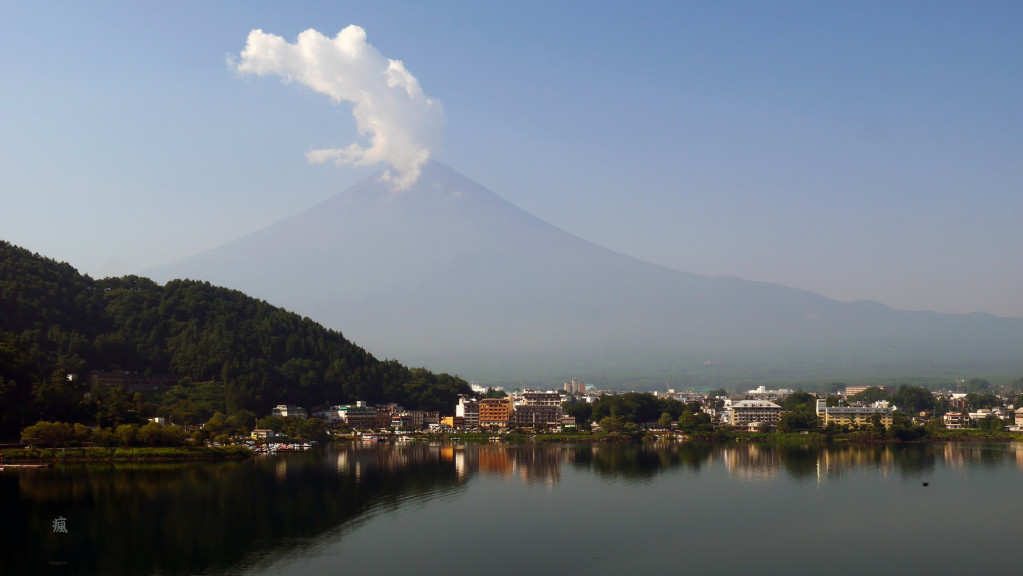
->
[570,443,715,481]
[779,445,822,480]
[5,444,464,576]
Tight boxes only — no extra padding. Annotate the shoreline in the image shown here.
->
[0,445,253,463]
[3,430,1018,462]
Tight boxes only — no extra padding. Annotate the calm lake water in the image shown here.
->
[3,441,1022,575]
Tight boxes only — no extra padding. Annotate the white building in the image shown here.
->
[271,405,307,419]
[456,396,480,428]
[728,400,782,430]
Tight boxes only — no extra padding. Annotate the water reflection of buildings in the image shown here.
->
[721,444,781,481]
[941,442,1023,472]
[329,443,449,484]
[271,442,1018,491]
[812,447,895,485]
[1013,443,1023,472]
[327,444,569,488]
[806,445,978,486]
[448,445,565,487]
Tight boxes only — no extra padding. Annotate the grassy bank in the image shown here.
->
[0,445,253,462]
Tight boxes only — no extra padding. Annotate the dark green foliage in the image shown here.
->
[850,386,889,403]
[965,392,1000,411]
[885,412,927,441]
[977,414,1005,432]
[562,398,593,426]
[777,391,820,432]
[254,416,328,442]
[0,240,470,437]
[965,378,992,393]
[780,391,817,412]
[778,409,818,432]
[892,385,936,413]
[590,392,687,426]
[19,420,188,447]
[677,410,713,434]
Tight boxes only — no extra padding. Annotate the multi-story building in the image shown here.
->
[441,416,464,429]
[563,378,587,395]
[728,400,782,429]
[521,390,563,407]
[943,411,968,429]
[511,405,564,428]
[816,399,893,429]
[271,405,308,419]
[509,390,565,428]
[479,398,513,428]
[844,386,895,398]
[456,396,480,428]
[336,402,383,429]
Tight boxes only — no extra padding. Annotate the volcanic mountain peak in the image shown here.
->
[148,163,1023,385]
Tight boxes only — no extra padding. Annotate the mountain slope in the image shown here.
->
[148,162,1023,385]
[0,240,469,436]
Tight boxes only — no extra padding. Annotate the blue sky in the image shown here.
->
[2,1,1021,317]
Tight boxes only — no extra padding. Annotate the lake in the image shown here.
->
[4,441,1022,575]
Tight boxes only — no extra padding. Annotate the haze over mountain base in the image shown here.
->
[148,163,1023,388]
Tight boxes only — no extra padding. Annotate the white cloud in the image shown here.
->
[232,26,444,190]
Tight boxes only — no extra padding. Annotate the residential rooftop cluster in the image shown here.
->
[250,379,1023,439]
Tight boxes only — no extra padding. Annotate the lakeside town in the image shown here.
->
[255,379,1023,440]
[11,372,1023,455]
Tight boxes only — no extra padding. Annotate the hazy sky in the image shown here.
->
[2,1,1021,318]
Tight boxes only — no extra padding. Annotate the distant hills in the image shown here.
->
[0,240,469,437]
[147,162,1023,387]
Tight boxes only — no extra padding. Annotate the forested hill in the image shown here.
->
[0,240,470,436]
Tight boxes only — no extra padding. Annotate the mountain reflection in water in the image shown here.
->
[4,442,1022,575]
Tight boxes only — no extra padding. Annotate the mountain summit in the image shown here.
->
[148,162,1023,385]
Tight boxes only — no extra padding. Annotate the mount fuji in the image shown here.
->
[147,162,1023,386]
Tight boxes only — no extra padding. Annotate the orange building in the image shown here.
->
[479,398,513,428]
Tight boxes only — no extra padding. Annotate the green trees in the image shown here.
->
[892,385,936,414]
[677,410,713,434]
[777,391,819,432]
[562,400,593,427]
[0,240,470,439]
[598,416,625,433]
[137,421,186,446]
[590,392,685,426]
[885,412,926,441]
[21,421,77,447]
[977,415,1005,433]
[778,410,817,432]
[254,416,327,441]
[965,392,1000,411]
[780,391,816,412]
[851,387,890,403]
[19,420,188,447]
